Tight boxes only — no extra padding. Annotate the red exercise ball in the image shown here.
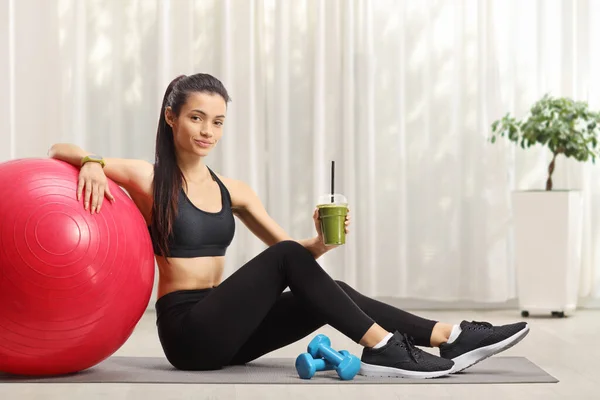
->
[0,158,155,376]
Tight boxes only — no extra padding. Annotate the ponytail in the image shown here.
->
[150,75,187,258]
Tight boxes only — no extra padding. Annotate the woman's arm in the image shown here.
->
[48,144,153,192]
[48,143,154,212]
[221,176,330,259]
[47,143,93,168]
[297,237,329,259]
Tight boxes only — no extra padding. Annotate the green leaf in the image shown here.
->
[488,94,600,185]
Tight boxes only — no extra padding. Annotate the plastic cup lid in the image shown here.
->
[317,193,347,205]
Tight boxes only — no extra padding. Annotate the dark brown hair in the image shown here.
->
[150,73,230,258]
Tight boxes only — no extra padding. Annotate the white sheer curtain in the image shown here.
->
[1,0,599,304]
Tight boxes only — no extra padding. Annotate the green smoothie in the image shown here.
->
[317,196,348,245]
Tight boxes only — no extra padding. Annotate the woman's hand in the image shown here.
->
[312,207,351,249]
[77,163,115,214]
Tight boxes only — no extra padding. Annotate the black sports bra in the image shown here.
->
[150,167,236,258]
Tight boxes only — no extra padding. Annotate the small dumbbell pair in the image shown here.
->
[295,350,353,379]
[295,334,361,380]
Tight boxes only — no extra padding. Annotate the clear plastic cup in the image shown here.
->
[317,194,348,246]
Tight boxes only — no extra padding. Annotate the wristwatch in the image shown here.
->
[81,154,106,168]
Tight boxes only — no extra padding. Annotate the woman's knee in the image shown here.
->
[272,240,310,257]
[335,280,361,298]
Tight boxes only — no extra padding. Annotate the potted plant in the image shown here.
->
[490,94,600,317]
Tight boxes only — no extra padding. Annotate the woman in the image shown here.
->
[49,73,529,379]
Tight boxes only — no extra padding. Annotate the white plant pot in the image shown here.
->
[512,190,583,317]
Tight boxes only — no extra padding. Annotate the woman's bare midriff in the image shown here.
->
[155,255,225,299]
[126,179,229,300]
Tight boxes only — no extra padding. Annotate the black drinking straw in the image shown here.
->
[330,161,335,203]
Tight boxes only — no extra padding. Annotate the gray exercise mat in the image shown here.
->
[0,356,558,384]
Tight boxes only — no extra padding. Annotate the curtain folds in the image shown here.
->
[1,0,599,303]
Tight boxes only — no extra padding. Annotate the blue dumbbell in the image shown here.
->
[295,350,351,379]
[307,335,360,380]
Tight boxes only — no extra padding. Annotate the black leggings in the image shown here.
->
[155,240,437,371]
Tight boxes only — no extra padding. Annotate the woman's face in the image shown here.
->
[166,92,227,157]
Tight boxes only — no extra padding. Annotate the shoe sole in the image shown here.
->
[358,362,454,379]
[450,324,530,373]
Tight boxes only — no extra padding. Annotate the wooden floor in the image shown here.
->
[2,308,599,399]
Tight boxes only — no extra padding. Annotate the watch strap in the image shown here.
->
[81,155,106,168]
